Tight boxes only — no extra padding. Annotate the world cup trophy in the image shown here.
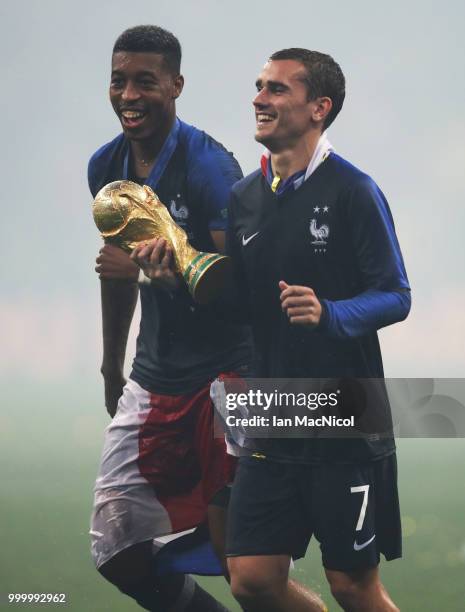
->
[92,180,231,303]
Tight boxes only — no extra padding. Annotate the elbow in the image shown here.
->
[397,289,411,321]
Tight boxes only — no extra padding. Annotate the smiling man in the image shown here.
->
[224,49,411,611]
[88,25,251,611]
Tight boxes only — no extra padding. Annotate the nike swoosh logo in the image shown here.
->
[353,534,376,551]
[242,232,260,246]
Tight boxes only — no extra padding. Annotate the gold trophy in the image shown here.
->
[92,180,231,304]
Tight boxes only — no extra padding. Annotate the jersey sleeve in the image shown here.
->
[319,176,411,339]
[87,135,125,198]
[88,152,103,198]
[346,176,410,292]
[220,190,252,323]
[188,147,243,232]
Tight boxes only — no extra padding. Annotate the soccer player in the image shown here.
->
[222,49,411,611]
[88,25,251,611]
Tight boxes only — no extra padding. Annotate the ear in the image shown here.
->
[172,74,184,99]
[312,96,332,125]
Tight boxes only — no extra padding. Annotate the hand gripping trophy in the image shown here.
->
[92,180,231,303]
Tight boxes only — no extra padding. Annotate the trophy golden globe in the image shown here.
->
[92,180,231,304]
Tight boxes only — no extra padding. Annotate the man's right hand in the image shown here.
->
[96,244,139,281]
[103,373,126,418]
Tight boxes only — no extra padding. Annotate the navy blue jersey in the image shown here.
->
[89,119,252,394]
[228,153,411,463]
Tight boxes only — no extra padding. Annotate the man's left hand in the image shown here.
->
[279,280,322,327]
[131,238,182,292]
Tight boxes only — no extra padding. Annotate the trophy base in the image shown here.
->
[183,253,231,304]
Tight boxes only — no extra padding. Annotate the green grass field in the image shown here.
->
[1,381,464,611]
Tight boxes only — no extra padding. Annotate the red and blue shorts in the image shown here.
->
[90,377,235,569]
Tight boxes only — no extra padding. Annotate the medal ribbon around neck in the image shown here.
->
[261,131,334,196]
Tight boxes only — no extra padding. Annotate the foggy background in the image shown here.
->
[1,1,464,610]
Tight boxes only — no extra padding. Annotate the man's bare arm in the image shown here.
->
[96,245,139,417]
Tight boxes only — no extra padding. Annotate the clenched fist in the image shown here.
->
[279,280,322,327]
[95,244,139,281]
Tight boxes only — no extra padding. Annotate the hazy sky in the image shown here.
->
[1,0,464,385]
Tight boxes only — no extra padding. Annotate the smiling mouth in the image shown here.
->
[120,109,147,129]
[256,113,276,126]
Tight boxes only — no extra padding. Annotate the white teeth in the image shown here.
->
[122,111,145,119]
[257,114,274,122]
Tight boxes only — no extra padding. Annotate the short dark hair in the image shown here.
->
[269,48,345,129]
[113,25,181,75]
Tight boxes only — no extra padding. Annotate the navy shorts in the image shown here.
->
[226,453,401,571]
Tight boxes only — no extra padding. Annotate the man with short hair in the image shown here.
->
[88,25,251,611]
[223,49,411,611]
